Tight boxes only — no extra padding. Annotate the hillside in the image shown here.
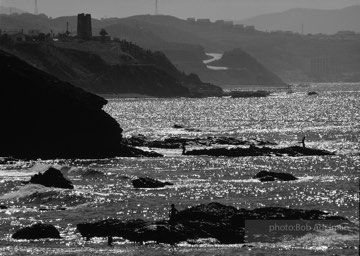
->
[2,12,359,83]
[0,49,159,159]
[112,15,360,83]
[1,40,222,97]
[0,6,26,15]
[239,6,360,35]
[210,49,286,87]
[0,13,286,86]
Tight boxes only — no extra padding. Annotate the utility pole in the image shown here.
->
[66,21,69,36]
[301,24,304,35]
[34,0,38,15]
[155,0,158,15]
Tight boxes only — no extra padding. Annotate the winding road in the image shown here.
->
[203,53,229,70]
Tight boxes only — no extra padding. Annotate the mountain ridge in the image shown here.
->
[238,5,360,35]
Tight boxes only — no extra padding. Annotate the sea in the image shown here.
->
[0,83,359,256]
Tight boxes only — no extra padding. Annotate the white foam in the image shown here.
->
[0,184,50,199]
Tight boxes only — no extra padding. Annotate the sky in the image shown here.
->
[1,0,359,20]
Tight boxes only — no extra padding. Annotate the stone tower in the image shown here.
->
[77,13,92,39]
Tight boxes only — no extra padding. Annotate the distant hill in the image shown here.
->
[0,6,26,15]
[238,6,360,35]
[2,12,359,83]
[1,41,222,97]
[0,13,286,86]
[210,49,286,87]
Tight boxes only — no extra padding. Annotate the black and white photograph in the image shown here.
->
[0,0,359,255]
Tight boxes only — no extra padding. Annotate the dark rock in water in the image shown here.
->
[257,140,277,146]
[123,135,277,149]
[123,135,182,148]
[0,205,7,209]
[184,128,202,132]
[173,124,184,129]
[308,91,318,96]
[132,177,174,188]
[227,90,270,98]
[119,175,131,180]
[77,202,347,244]
[213,137,248,146]
[259,176,276,182]
[77,218,148,241]
[185,145,334,157]
[254,171,298,182]
[146,140,182,149]
[12,223,61,240]
[0,50,161,159]
[27,167,74,189]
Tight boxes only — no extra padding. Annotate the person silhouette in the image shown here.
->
[181,142,187,155]
[301,136,306,148]
[107,236,113,246]
[169,204,178,229]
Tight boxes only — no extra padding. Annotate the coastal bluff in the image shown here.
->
[0,50,160,159]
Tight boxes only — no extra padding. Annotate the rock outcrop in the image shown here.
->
[0,50,161,159]
[132,177,174,188]
[3,41,223,97]
[12,223,61,240]
[123,135,277,149]
[76,202,347,244]
[253,171,298,182]
[25,167,74,189]
[308,91,318,96]
[184,145,334,157]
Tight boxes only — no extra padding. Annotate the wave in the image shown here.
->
[0,184,50,200]
[0,184,89,207]
[68,167,106,177]
[273,225,359,251]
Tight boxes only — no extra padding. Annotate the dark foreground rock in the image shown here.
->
[132,177,174,188]
[254,171,298,182]
[0,50,161,159]
[24,167,73,189]
[12,223,61,240]
[184,145,334,157]
[76,202,347,244]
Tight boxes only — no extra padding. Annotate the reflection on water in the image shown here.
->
[0,83,359,255]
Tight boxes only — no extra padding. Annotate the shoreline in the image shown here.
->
[98,93,156,99]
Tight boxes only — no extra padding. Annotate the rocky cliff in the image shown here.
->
[0,49,160,159]
[3,41,222,97]
[210,49,287,87]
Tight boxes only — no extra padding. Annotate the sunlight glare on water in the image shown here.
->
[0,83,359,255]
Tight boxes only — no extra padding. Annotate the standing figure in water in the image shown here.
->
[181,142,187,155]
[169,204,179,230]
[301,136,306,148]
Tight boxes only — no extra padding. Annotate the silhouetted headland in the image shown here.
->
[0,50,161,159]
